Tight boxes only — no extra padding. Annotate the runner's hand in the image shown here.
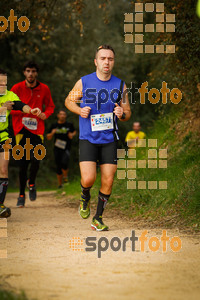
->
[38,112,47,120]
[68,132,75,139]
[80,106,91,118]
[2,101,14,110]
[51,128,57,135]
[31,108,41,116]
[113,103,123,119]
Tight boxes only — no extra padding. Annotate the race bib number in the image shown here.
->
[0,107,7,123]
[55,139,67,149]
[91,113,114,132]
[22,117,38,130]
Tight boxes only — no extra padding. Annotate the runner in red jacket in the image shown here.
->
[11,61,55,207]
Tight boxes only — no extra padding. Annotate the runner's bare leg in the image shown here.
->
[100,164,117,195]
[0,152,9,178]
[79,161,96,188]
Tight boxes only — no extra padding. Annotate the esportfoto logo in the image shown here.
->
[69,230,182,258]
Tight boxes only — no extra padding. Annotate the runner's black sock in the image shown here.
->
[94,191,110,220]
[0,178,8,205]
[81,184,92,202]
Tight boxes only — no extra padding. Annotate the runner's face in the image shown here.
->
[58,111,67,122]
[133,123,141,133]
[0,74,7,95]
[24,68,38,84]
[94,49,115,75]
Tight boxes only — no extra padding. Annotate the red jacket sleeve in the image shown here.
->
[43,86,55,118]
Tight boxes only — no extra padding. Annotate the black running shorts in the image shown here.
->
[54,147,70,174]
[79,139,117,165]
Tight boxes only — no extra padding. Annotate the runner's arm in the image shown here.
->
[2,99,41,116]
[113,83,131,122]
[65,79,82,115]
[15,102,41,116]
[24,106,41,115]
[42,86,55,119]
[65,79,91,118]
[68,130,76,139]
[2,101,25,111]
[10,85,23,116]
[12,101,26,111]
[46,128,57,140]
[1,101,14,110]
[2,101,40,116]
[68,123,76,139]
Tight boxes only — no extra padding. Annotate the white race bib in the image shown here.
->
[91,113,114,132]
[22,117,38,130]
[55,139,67,149]
[0,107,7,123]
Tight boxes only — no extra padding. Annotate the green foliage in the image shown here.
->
[0,288,28,300]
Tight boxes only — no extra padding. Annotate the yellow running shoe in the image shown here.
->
[0,204,11,218]
[91,216,109,231]
[79,197,90,219]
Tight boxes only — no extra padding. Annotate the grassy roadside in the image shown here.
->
[111,115,200,229]
[61,104,200,230]
[0,289,28,300]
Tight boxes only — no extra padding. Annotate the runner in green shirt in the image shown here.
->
[0,69,41,218]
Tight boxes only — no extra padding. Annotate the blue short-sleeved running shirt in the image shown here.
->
[79,72,124,144]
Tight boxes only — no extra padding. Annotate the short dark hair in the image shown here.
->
[95,44,115,57]
[58,109,67,114]
[23,61,39,72]
[0,69,7,75]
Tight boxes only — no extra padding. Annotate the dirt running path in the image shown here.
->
[0,191,200,300]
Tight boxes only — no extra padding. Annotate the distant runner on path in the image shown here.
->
[0,69,41,218]
[47,109,76,188]
[11,62,55,207]
[125,122,146,147]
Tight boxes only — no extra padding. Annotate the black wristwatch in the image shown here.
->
[120,112,126,120]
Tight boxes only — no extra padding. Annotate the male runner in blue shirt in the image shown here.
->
[65,45,131,231]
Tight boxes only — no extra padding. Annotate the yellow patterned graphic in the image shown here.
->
[124,3,175,53]
[69,237,84,252]
[117,139,167,189]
